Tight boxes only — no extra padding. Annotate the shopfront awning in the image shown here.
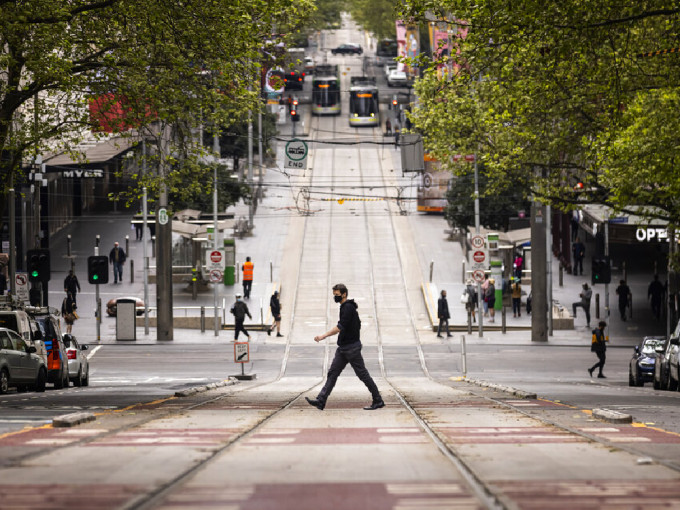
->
[44,137,137,167]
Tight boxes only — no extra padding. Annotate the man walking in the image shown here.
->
[588,321,608,378]
[306,284,384,411]
[230,294,251,341]
[572,282,593,327]
[648,274,665,320]
[242,256,254,299]
[437,290,452,338]
[63,269,81,304]
[109,241,127,284]
[572,237,585,276]
[616,279,631,321]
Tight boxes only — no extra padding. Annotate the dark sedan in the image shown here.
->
[331,43,362,55]
[284,70,304,91]
[629,336,665,387]
[654,337,674,390]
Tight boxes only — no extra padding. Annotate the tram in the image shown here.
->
[348,77,379,127]
[417,154,452,213]
[312,64,341,115]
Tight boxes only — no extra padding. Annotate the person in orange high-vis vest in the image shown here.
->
[242,256,254,299]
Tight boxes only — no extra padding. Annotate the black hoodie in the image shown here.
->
[337,299,361,346]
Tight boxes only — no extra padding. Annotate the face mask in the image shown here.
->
[235,298,240,302]
[334,295,343,303]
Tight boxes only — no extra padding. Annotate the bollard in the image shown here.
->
[151,236,156,258]
[460,335,467,378]
[192,267,197,300]
[125,235,129,256]
[429,261,434,283]
[559,264,563,287]
[622,261,627,282]
[501,306,506,333]
[130,259,134,283]
[462,260,466,284]
[595,293,600,319]
[270,260,273,283]
[67,235,72,257]
[200,306,205,332]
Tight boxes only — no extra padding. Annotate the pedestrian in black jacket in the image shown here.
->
[437,289,452,338]
[588,321,608,378]
[306,283,384,411]
[64,270,81,303]
[267,290,283,337]
[230,294,251,341]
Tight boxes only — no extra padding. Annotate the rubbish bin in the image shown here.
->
[224,265,235,286]
[116,298,137,341]
[223,239,236,286]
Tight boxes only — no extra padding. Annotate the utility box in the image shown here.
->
[116,298,137,341]
[223,239,236,286]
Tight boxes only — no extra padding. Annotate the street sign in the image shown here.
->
[209,269,223,283]
[472,251,486,264]
[15,273,28,301]
[284,138,308,170]
[205,249,226,270]
[234,342,249,363]
[472,269,486,283]
[471,235,485,249]
[158,208,169,225]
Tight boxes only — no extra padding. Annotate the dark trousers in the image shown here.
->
[572,302,591,326]
[317,343,381,403]
[573,257,583,275]
[590,351,606,375]
[113,262,124,283]
[243,279,252,299]
[651,299,662,319]
[234,318,249,340]
[437,317,450,336]
[512,298,521,316]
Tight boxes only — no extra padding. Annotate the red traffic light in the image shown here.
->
[292,99,298,106]
[392,99,398,106]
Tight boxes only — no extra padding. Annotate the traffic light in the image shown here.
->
[290,107,300,122]
[591,256,611,285]
[88,255,109,284]
[392,96,398,108]
[27,249,50,282]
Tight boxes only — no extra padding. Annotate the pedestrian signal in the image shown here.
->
[591,256,611,285]
[27,249,50,282]
[88,255,109,284]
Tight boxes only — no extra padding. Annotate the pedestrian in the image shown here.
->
[134,220,143,241]
[570,211,579,242]
[0,268,6,296]
[572,237,585,276]
[572,282,593,327]
[230,293,251,341]
[242,256,253,299]
[615,279,631,321]
[481,274,490,317]
[61,291,77,334]
[511,277,522,318]
[485,278,496,322]
[513,252,523,279]
[385,119,392,136]
[464,279,477,323]
[63,269,81,304]
[588,320,608,378]
[394,127,400,150]
[109,241,127,284]
[268,290,283,337]
[437,290,452,338]
[648,274,665,320]
[306,283,384,411]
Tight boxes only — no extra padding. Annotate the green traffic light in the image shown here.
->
[93,274,99,281]
[31,270,38,277]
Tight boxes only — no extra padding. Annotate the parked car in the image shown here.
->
[63,334,89,387]
[0,309,47,365]
[629,336,665,386]
[106,297,146,317]
[387,69,408,87]
[284,70,304,90]
[304,56,315,74]
[384,63,397,79]
[331,43,362,55]
[27,308,70,389]
[654,338,672,390]
[0,327,47,393]
[667,323,680,390]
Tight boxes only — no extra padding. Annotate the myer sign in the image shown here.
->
[62,169,104,178]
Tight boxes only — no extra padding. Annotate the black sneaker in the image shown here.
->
[276,333,283,337]
[267,328,271,336]
[588,368,594,377]
[305,397,325,410]
[363,400,385,410]
[597,374,606,378]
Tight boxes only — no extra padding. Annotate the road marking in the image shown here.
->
[87,345,102,360]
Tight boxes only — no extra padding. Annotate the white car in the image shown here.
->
[387,69,408,87]
[63,334,89,387]
[304,56,315,74]
[384,63,397,79]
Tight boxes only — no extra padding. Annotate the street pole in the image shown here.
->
[604,209,610,326]
[474,155,483,337]
[157,124,173,341]
[248,111,254,230]
[547,202,553,336]
[9,188,16,296]
[213,134,220,336]
[258,108,263,203]
[143,187,149,335]
[531,199,548,342]
[95,235,101,342]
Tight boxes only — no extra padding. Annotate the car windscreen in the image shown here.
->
[0,314,19,333]
[642,338,665,354]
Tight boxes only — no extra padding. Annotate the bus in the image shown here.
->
[312,64,341,115]
[376,39,398,66]
[417,154,452,213]
[348,77,379,127]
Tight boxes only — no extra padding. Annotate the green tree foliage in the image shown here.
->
[304,0,346,31]
[401,1,680,223]
[0,0,314,206]
[348,0,399,40]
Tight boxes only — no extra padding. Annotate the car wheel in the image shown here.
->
[653,375,661,390]
[54,367,65,389]
[34,368,47,392]
[628,370,635,387]
[0,368,9,394]
[669,371,678,391]
[82,367,89,387]
[74,368,83,387]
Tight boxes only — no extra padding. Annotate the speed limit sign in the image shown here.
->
[471,235,485,249]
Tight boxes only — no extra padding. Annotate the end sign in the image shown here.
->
[284,139,308,170]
